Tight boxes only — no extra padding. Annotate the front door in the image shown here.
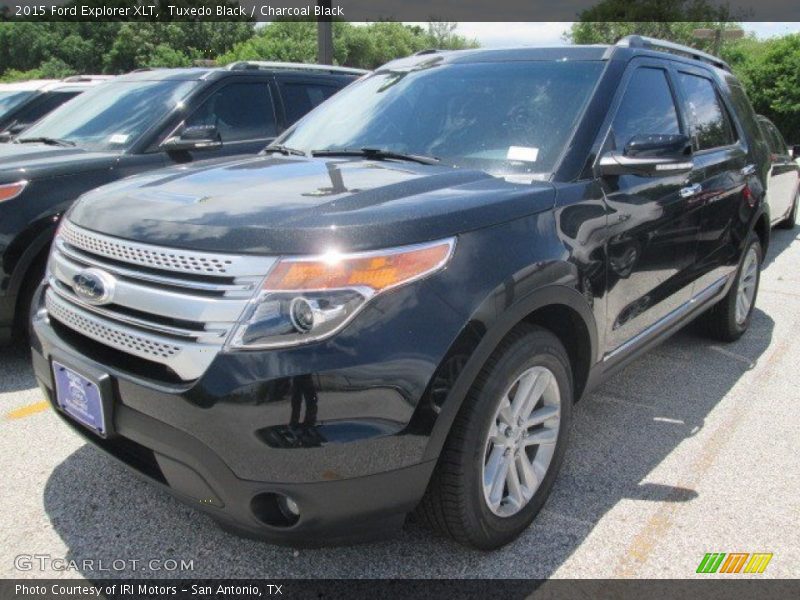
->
[599,61,702,355]
[167,80,279,164]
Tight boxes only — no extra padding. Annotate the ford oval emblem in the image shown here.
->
[72,268,116,306]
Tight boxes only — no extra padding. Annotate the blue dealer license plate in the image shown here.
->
[53,361,106,435]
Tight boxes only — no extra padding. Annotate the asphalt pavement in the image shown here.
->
[1,222,799,580]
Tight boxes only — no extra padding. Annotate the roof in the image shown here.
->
[379,38,730,74]
[380,46,611,71]
[115,62,367,83]
[0,76,114,93]
[226,61,368,76]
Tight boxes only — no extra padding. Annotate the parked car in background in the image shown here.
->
[756,115,799,228]
[31,38,770,549]
[0,62,365,344]
[0,76,113,142]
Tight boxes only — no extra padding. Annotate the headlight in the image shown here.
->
[227,237,456,349]
[0,180,28,202]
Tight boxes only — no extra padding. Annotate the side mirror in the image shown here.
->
[161,124,222,152]
[598,134,693,177]
[0,121,27,142]
[792,145,800,160]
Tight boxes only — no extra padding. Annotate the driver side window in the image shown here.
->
[185,82,277,143]
[612,67,681,151]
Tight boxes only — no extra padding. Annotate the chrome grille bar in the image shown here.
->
[60,220,273,278]
[46,220,277,381]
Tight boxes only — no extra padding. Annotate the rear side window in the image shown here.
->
[186,82,277,142]
[676,72,736,151]
[279,82,340,125]
[611,67,681,150]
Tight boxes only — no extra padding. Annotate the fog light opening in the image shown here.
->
[250,492,300,527]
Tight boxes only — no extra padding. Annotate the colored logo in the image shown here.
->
[697,552,773,574]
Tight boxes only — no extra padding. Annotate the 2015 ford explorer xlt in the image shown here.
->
[31,38,771,549]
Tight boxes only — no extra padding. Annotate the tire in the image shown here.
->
[12,253,47,344]
[775,190,798,230]
[416,325,573,550]
[701,233,762,342]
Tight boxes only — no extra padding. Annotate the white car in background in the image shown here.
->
[0,75,113,141]
[756,115,800,228]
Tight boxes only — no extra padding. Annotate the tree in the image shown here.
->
[726,34,800,142]
[219,20,479,70]
[566,0,744,53]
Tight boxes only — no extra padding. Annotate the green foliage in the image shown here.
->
[219,20,478,70]
[0,57,77,82]
[567,0,744,52]
[725,34,800,142]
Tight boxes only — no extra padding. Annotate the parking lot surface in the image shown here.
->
[1,223,799,580]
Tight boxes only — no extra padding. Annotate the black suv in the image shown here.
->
[31,38,771,549]
[0,62,364,344]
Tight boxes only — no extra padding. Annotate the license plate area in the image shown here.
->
[52,360,112,437]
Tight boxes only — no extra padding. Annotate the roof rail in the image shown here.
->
[414,49,441,56]
[61,75,114,83]
[616,35,731,72]
[225,61,368,76]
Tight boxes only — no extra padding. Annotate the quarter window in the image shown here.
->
[676,72,736,150]
[611,68,681,151]
[185,82,276,143]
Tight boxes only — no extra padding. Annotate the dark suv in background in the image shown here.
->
[0,61,364,344]
[32,37,771,549]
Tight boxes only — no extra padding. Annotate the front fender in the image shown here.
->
[421,281,598,463]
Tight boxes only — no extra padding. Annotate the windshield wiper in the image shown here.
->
[263,144,307,157]
[311,147,440,166]
[16,136,76,147]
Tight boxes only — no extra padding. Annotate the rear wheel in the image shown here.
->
[776,190,798,229]
[701,233,761,342]
[416,325,572,549]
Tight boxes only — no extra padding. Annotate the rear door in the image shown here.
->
[672,66,748,294]
[599,59,701,354]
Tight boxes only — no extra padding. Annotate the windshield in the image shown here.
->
[19,79,199,151]
[0,91,35,117]
[280,60,603,177]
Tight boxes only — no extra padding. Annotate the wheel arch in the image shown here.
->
[422,284,598,462]
[754,210,770,257]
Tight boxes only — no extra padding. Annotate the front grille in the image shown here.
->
[47,221,277,381]
[46,292,181,359]
[60,220,234,274]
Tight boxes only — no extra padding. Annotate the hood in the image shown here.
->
[0,143,117,182]
[68,155,557,254]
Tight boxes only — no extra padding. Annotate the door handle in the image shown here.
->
[680,183,702,198]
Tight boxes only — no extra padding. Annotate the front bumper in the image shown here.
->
[29,284,459,544]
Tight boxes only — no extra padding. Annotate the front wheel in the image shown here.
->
[701,233,762,342]
[416,325,572,549]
